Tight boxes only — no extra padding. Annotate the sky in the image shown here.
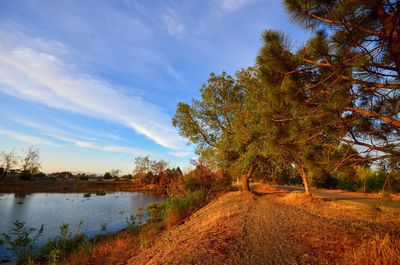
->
[0,0,310,174]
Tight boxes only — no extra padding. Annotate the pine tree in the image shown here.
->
[283,0,400,162]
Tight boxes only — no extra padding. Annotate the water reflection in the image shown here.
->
[0,192,164,261]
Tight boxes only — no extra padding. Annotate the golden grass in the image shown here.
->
[66,233,136,265]
[344,234,400,265]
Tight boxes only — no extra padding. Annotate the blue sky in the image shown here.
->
[0,0,310,174]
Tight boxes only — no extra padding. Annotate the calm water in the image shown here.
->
[0,192,164,262]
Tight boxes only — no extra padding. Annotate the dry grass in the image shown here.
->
[65,232,137,265]
[64,222,162,265]
[344,234,400,265]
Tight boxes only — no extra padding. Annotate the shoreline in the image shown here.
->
[0,179,164,194]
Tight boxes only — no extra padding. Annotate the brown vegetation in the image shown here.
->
[0,179,161,193]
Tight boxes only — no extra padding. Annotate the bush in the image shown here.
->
[125,215,140,233]
[41,221,87,261]
[335,167,359,191]
[162,189,207,227]
[147,202,165,222]
[19,171,34,181]
[103,172,112,180]
[312,174,339,189]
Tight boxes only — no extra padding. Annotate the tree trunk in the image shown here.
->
[242,164,256,192]
[297,163,311,195]
[363,177,367,193]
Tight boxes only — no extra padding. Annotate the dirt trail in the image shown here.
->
[129,192,309,265]
[238,195,305,265]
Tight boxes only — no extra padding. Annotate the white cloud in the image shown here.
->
[11,118,164,158]
[169,151,193,158]
[0,127,59,146]
[162,8,185,37]
[219,0,256,11]
[0,43,186,150]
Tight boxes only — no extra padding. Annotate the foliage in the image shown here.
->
[125,215,140,233]
[0,220,44,264]
[147,202,166,222]
[162,189,207,227]
[103,172,112,180]
[173,0,400,194]
[41,220,87,261]
[284,0,400,162]
[133,155,183,190]
[173,69,273,191]
[75,174,89,181]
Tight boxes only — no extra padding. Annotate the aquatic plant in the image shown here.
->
[0,220,44,264]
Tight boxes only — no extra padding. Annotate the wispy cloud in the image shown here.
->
[13,119,156,157]
[0,127,59,146]
[162,8,185,37]
[169,151,193,158]
[219,0,257,11]
[0,41,185,150]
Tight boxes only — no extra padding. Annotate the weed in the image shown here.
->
[125,214,140,233]
[138,234,148,248]
[47,248,60,265]
[41,220,87,261]
[0,220,44,264]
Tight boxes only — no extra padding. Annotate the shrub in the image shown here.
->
[125,215,140,233]
[312,174,339,189]
[162,189,207,227]
[0,220,44,264]
[19,171,34,181]
[103,172,112,180]
[147,202,165,222]
[335,167,359,191]
[41,220,87,260]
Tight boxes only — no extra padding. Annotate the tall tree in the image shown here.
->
[284,0,400,162]
[173,70,269,191]
[255,30,345,194]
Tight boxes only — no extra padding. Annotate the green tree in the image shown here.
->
[254,30,347,194]
[283,0,400,161]
[173,70,273,191]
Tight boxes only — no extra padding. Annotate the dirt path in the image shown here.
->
[238,195,305,265]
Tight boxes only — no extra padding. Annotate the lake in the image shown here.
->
[0,192,165,262]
